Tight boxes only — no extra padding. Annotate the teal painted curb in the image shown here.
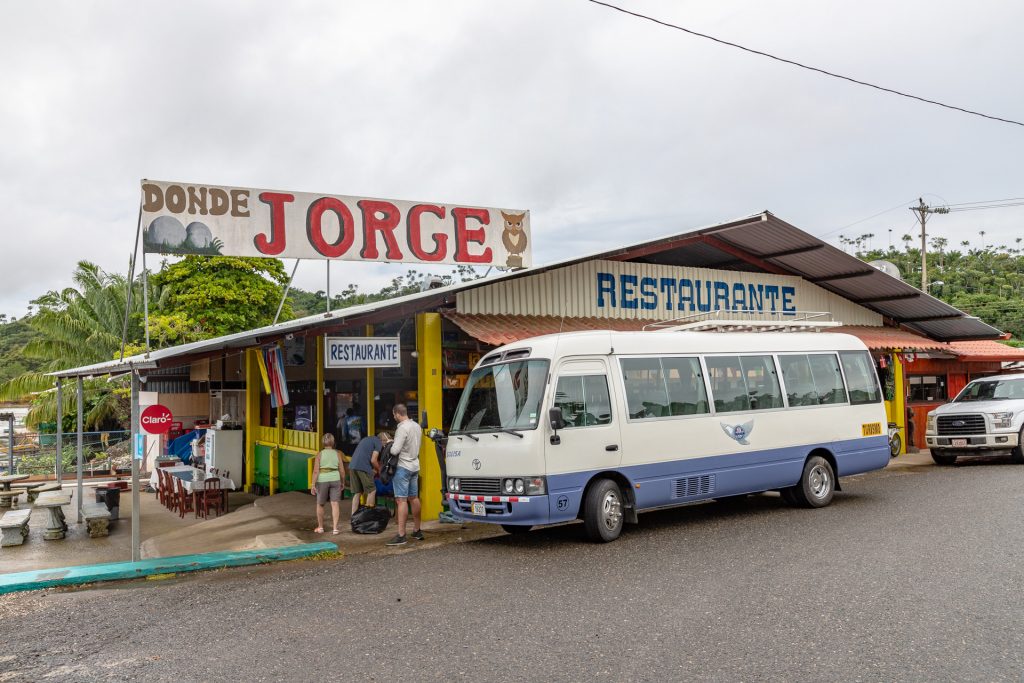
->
[0,542,339,595]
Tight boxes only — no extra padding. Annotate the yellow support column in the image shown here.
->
[416,313,443,521]
[245,349,259,492]
[365,324,375,433]
[893,351,907,455]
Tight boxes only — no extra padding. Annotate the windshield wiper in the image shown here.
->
[496,428,524,438]
[450,430,479,442]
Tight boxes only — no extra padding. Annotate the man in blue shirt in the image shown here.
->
[348,430,390,517]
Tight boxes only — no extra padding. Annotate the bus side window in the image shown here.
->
[554,375,612,428]
[779,355,819,407]
[620,358,669,419]
[705,356,750,412]
[808,354,848,405]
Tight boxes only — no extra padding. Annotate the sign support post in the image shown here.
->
[131,371,141,562]
[76,376,83,524]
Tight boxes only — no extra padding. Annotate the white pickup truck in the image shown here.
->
[925,373,1024,465]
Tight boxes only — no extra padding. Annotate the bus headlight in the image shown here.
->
[448,478,460,492]
[503,479,514,494]
[990,412,1014,429]
[514,478,525,494]
[525,477,546,495]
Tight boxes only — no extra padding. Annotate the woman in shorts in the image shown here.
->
[311,433,344,535]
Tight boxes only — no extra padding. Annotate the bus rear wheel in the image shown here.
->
[501,524,533,535]
[791,455,835,508]
[583,478,624,543]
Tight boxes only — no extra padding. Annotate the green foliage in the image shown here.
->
[150,256,292,337]
[849,235,1024,339]
[0,317,46,386]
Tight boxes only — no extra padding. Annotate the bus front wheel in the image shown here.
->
[501,524,533,535]
[790,455,835,508]
[583,478,624,542]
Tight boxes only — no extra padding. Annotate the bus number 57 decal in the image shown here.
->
[862,422,882,436]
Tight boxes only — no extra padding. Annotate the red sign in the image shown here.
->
[140,404,173,434]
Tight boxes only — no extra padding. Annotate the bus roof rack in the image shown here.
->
[643,310,842,333]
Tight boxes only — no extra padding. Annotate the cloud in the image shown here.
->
[1,0,1023,317]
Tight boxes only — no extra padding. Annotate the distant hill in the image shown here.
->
[0,316,44,386]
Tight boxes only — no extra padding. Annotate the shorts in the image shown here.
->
[392,467,419,499]
[316,480,341,504]
[350,469,375,496]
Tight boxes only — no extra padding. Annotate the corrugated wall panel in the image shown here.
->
[456,260,882,326]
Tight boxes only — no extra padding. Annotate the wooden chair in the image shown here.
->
[198,477,223,519]
[157,470,171,508]
[174,478,192,518]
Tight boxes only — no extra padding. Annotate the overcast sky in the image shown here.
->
[2,1,1023,318]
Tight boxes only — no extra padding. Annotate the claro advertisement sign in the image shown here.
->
[140,180,532,268]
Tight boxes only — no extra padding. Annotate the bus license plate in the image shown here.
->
[952,438,968,447]
[471,502,486,516]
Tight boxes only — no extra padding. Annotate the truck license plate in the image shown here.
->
[471,502,486,516]
[952,438,968,447]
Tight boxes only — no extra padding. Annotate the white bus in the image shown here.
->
[444,330,889,541]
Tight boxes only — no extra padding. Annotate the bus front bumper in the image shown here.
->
[446,493,551,526]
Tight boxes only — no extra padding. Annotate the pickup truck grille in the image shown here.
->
[936,414,986,436]
[458,477,502,495]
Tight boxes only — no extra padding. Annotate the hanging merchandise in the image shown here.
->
[255,349,271,394]
[878,355,896,401]
[264,346,291,408]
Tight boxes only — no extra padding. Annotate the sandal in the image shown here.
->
[314,527,324,534]
[332,528,341,535]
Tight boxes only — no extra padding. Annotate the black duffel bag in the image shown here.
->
[350,505,391,534]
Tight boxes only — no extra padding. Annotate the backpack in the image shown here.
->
[350,505,391,534]
[377,442,399,484]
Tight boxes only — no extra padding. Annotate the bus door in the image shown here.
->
[546,358,621,477]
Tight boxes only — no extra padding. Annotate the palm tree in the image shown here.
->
[0,261,148,428]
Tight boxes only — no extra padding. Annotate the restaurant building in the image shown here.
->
[54,211,1020,523]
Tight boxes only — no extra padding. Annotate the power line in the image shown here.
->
[943,196,1024,207]
[946,201,1024,212]
[584,0,1024,128]
[818,198,919,239]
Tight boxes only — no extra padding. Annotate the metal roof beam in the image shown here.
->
[809,270,876,283]
[899,314,965,322]
[852,293,921,304]
[696,236,791,276]
[760,244,825,259]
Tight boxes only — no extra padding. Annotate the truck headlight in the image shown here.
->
[926,413,936,433]
[990,412,1014,429]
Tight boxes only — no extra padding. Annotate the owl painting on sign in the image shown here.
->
[501,211,528,269]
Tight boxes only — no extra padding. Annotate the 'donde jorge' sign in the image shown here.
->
[140,180,532,268]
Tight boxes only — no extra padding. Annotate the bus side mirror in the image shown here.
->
[549,407,565,445]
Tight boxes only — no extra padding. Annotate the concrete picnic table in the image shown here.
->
[0,474,29,508]
[34,491,71,540]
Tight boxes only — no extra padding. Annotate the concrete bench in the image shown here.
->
[0,508,32,547]
[0,490,20,509]
[81,503,112,538]
[27,481,62,503]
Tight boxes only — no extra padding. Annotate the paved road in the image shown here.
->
[2,456,1022,682]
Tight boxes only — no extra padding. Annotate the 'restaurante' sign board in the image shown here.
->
[140,180,531,268]
[325,337,402,368]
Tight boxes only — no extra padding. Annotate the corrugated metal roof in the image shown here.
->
[50,210,1002,378]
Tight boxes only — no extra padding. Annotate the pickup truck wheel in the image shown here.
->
[1011,430,1024,464]
[931,449,957,466]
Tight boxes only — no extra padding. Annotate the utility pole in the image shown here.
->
[911,198,949,291]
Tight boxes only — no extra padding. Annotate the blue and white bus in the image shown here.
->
[444,330,889,541]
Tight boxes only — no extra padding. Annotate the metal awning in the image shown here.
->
[51,210,1002,379]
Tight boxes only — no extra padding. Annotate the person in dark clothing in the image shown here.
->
[348,431,391,517]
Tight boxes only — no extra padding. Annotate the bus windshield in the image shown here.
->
[451,360,550,433]
[954,377,1024,402]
